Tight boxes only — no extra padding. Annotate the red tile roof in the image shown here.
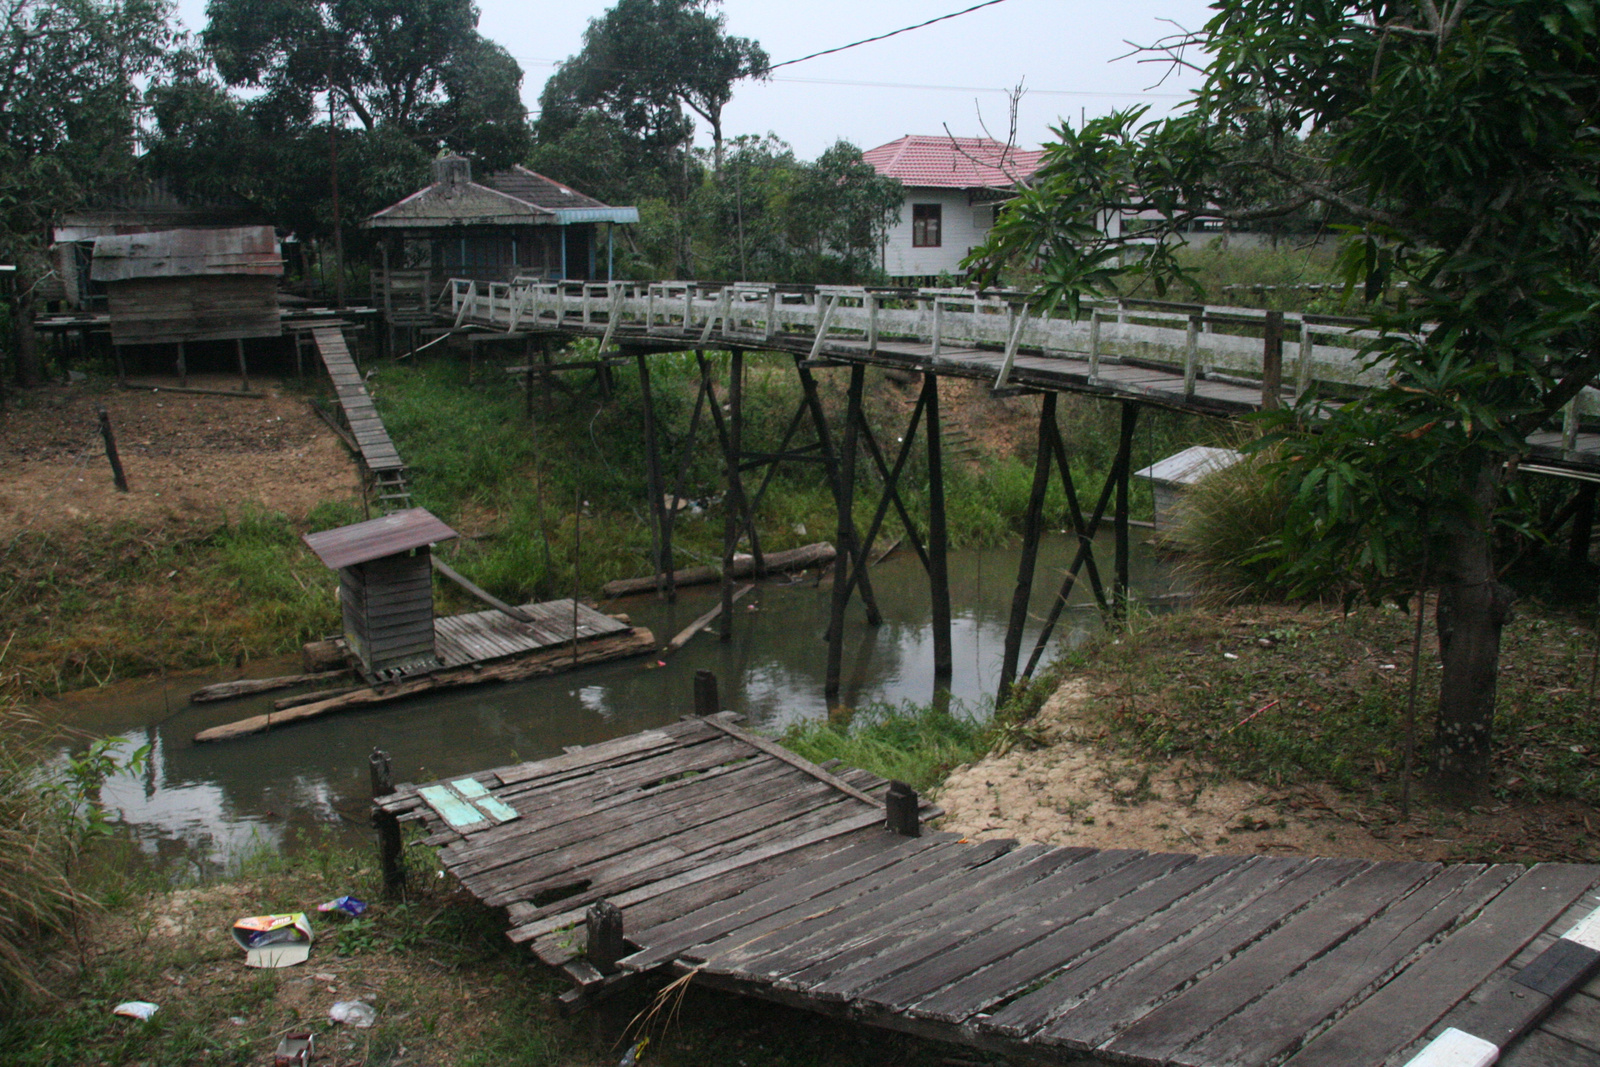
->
[862,136,1045,190]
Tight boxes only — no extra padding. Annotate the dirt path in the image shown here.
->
[937,675,1597,865]
[0,376,359,535]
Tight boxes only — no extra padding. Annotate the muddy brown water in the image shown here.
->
[46,532,1177,874]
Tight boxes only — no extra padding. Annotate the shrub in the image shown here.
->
[1168,442,1293,597]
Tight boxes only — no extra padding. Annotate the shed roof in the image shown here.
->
[366,162,638,229]
[303,508,459,570]
[862,135,1046,190]
[89,225,282,283]
[1133,445,1243,487]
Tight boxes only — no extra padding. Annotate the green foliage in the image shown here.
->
[780,701,995,794]
[1168,443,1294,597]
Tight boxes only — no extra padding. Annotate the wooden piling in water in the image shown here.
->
[370,748,405,898]
[826,365,866,704]
[999,393,1056,703]
[925,372,952,683]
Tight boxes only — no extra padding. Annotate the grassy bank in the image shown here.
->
[4,345,1215,696]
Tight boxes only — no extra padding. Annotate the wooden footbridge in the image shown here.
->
[375,715,1600,1067]
[422,278,1600,706]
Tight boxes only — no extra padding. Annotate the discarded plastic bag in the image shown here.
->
[317,895,367,917]
[112,1001,159,1021]
[231,912,314,968]
[274,1032,315,1066]
[329,1000,377,1028]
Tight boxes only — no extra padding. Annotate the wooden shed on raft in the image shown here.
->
[89,225,283,382]
[302,507,459,682]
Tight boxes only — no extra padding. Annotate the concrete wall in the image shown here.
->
[882,188,994,280]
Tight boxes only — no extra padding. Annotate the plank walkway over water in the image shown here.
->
[432,597,629,667]
[379,719,1600,1066]
[444,280,1600,475]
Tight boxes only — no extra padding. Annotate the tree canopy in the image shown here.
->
[970,0,1600,789]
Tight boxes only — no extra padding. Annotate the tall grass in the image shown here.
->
[1168,442,1291,597]
[779,701,996,794]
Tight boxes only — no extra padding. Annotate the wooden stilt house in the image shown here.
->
[302,508,459,682]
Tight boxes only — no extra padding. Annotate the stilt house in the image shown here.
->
[365,155,638,330]
[89,226,283,350]
[303,508,459,681]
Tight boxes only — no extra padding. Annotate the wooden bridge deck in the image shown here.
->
[378,719,1600,1066]
[444,280,1600,474]
[432,598,629,668]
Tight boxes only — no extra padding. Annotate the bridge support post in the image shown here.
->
[720,350,744,640]
[636,350,669,597]
[925,372,953,683]
[999,393,1057,704]
[1114,401,1138,615]
[1572,483,1597,563]
[826,363,867,705]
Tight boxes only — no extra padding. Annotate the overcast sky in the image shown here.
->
[170,0,1218,159]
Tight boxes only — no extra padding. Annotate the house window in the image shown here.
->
[912,203,942,247]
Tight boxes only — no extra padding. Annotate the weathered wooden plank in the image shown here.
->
[508,800,888,941]
[1101,861,1438,1064]
[1181,864,1519,1067]
[1540,990,1600,1053]
[1498,1028,1599,1066]
[729,843,1075,986]
[979,855,1292,1037]
[489,718,715,788]
[695,714,886,810]
[188,669,350,703]
[685,840,1019,974]
[1028,857,1366,1051]
[1283,865,1600,1067]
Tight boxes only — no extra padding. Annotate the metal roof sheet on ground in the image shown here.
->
[1134,445,1244,487]
[303,508,458,570]
[862,135,1046,189]
[89,226,283,282]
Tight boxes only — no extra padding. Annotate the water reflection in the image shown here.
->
[47,531,1174,872]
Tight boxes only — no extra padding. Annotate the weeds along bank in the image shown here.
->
[2,346,1217,697]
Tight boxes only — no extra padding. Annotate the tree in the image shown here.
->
[202,0,527,167]
[537,0,767,171]
[969,0,1600,790]
[0,0,178,383]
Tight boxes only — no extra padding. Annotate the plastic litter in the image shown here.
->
[618,1037,649,1066]
[231,913,313,968]
[316,895,367,917]
[329,1000,378,1028]
[112,1001,159,1021]
[274,1032,315,1066]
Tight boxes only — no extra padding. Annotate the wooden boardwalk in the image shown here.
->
[432,598,629,668]
[378,720,1600,1066]
[311,326,413,508]
[444,280,1600,475]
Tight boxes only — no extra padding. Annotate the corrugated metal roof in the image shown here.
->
[1133,446,1243,487]
[862,135,1045,190]
[482,166,610,212]
[303,508,459,570]
[89,226,283,282]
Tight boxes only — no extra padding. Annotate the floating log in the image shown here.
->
[664,584,753,653]
[273,684,365,711]
[194,627,656,743]
[602,542,835,598]
[189,669,352,704]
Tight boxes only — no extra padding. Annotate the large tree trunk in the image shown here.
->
[1433,452,1512,790]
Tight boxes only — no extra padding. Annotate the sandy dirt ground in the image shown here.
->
[0,375,360,536]
[937,678,1595,864]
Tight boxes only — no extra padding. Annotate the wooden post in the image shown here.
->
[796,357,883,627]
[114,344,127,385]
[1114,402,1138,615]
[636,351,668,595]
[999,394,1055,704]
[885,780,920,837]
[1261,310,1283,410]
[97,407,129,492]
[826,364,866,705]
[585,901,625,974]
[1572,483,1597,563]
[693,669,720,717]
[719,352,741,640]
[369,748,405,898]
[1182,316,1198,399]
[176,340,187,387]
[235,338,251,393]
[925,372,952,683]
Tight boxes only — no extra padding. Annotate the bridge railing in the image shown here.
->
[443,280,1600,425]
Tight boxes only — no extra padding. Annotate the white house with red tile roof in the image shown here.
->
[863,135,1046,282]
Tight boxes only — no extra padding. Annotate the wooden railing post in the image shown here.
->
[693,669,720,717]
[1183,315,1200,399]
[1088,308,1102,384]
[1296,318,1315,399]
[585,901,625,974]
[886,781,920,837]
[369,748,405,898]
[1261,310,1284,410]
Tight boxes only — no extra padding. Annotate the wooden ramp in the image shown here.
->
[379,722,1600,1066]
[311,326,413,509]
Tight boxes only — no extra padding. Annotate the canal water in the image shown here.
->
[46,530,1178,873]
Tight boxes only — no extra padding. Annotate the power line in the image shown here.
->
[767,0,1017,71]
